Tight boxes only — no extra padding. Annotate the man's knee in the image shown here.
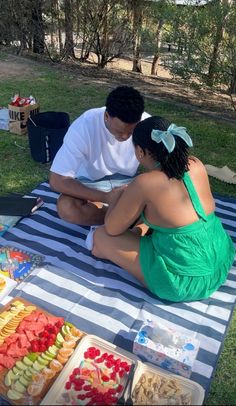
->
[57,195,83,223]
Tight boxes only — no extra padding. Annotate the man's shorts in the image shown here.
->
[77,173,135,192]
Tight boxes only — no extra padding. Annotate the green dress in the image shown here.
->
[140,171,235,302]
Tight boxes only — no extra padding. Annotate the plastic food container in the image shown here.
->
[41,334,139,405]
[131,361,205,405]
[0,274,17,301]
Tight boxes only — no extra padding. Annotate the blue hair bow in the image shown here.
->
[151,123,193,153]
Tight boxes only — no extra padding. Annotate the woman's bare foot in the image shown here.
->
[130,223,150,236]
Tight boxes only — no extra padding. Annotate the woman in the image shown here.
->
[91,116,235,302]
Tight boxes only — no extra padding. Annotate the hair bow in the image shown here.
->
[151,123,193,153]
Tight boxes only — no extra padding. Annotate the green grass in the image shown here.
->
[0,56,236,405]
[204,310,236,405]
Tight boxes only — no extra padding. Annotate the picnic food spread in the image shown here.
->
[0,246,205,405]
[0,298,84,404]
[0,297,205,405]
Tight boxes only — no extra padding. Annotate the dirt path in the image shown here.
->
[1,53,236,124]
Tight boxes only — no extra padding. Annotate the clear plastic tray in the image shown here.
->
[41,334,139,405]
[0,274,17,302]
[131,361,205,405]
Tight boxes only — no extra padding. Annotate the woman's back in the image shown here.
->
[138,156,234,301]
[140,156,215,229]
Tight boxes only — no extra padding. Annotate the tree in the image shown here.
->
[130,0,143,73]
[77,0,132,68]
[32,0,45,54]
[64,0,75,59]
[206,0,230,86]
[0,0,34,53]
[163,0,235,93]
[147,0,174,76]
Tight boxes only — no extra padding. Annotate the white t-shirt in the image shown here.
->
[50,107,150,180]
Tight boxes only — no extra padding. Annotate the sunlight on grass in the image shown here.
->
[1,69,235,198]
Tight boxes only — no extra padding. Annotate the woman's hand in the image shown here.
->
[104,185,128,206]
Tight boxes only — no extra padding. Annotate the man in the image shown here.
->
[49,86,149,225]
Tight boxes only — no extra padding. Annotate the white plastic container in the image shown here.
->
[0,273,17,302]
[131,361,205,405]
[41,334,139,405]
[0,108,9,131]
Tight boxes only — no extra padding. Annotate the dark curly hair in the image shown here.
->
[133,116,191,179]
[105,86,144,123]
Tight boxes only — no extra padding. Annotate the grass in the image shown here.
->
[0,54,236,404]
[1,65,235,196]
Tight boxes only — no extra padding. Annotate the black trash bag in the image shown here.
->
[27,111,70,163]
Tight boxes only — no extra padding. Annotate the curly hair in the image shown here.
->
[105,86,144,123]
[132,116,191,179]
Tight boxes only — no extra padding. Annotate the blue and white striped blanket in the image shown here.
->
[0,182,235,399]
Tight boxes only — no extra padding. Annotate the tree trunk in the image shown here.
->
[151,19,163,76]
[229,70,236,95]
[32,0,44,54]
[76,0,80,35]
[132,0,142,73]
[206,24,223,87]
[206,0,229,87]
[55,0,63,54]
[28,36,33,51]
[50,0,56,48]
[64,0,75,59]
[99,1,109,68]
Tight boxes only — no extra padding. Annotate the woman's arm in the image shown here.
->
[104,177,146,236]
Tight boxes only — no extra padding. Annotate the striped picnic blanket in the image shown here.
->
[0,182,235,400]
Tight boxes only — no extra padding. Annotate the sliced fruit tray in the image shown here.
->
[0,298,85,405]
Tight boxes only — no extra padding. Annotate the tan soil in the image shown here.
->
[1,53,236,124]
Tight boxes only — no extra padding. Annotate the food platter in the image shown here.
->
[131,361,205,405]
[41,334,139,405]
[0,297,85,404]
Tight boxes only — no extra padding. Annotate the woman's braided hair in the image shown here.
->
[132,116,190,179]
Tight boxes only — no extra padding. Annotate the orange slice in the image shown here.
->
[49,359,63,372]
[31,374,45,385]
[70,326,83,338]
[42,368,56,380]
[64,334,74,341]
[56,353,68,365]
[62,339,76,349]
[58,348,74,358]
